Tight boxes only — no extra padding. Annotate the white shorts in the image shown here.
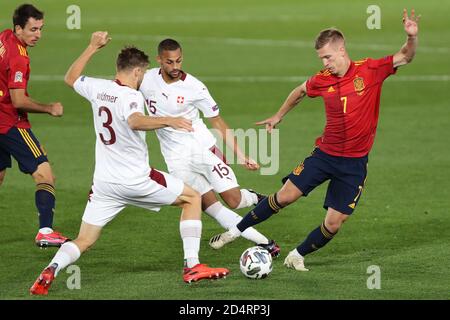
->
[169,146,239,195]
[82,169,184,227]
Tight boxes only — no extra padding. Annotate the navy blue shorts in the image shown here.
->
[282,148,368,215]
[0,127,48,174]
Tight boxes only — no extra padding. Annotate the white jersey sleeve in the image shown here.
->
[73,75,101,100]
[118,90,146,121]
[193,81,220,118]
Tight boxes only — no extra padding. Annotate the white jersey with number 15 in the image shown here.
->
[139,68,219,161]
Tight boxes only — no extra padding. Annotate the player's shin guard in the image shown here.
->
[36,183,56,229]
[180,220,201,268]
[48,242,81,276]
[205,202,269,245]
[236,193,283,233]
[297,221,336,256]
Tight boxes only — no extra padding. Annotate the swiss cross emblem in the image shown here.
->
[177,96,184,104]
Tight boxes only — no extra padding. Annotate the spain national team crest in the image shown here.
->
[177,96,184,104]
[353,76,365,95]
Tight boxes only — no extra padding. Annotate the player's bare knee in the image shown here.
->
[220,190,241,209]
[201,191,218,211]
[276,191,298,207]
[225,197,240,209]
[277,181,303,207]
[186,186,201,203]
[191,194,201,210]
[326,221,341,233]
[33,175,54,186]
[176,185,201,208]
[275,194,291,207]
[182,184,198,197]
[325,214,349,233]
[32,169,54,185]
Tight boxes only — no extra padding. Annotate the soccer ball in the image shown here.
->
[239,246,273,279]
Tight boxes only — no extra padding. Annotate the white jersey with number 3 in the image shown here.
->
[139,68,219,163]
[74,76,150,185]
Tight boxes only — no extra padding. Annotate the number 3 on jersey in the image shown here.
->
[98,106,116,145]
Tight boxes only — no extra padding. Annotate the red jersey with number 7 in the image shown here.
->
[306,55,397,157]
[0,29,31,134]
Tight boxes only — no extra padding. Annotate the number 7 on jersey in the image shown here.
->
[341,96,347,114]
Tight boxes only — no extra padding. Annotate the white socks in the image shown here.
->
[48,241,81,276]
[39,227,53,234]
[180,220,201,268]
[205,202,268,245]
[235,189,258,209]
[290,248,304,259]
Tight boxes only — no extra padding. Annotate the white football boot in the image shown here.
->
[209,230,238,249]
[284,250,309,271]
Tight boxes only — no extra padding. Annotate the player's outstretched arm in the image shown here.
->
[256,81,307,133]
[10,89,63,117]
[393,9,420,68]
[208,115,260,170]
[64,31,111,88]
[127,113,193,132]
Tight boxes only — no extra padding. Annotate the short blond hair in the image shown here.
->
[315,28,345,50]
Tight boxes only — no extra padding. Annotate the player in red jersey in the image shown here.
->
[0,4,69,247]
[209,9,419,271]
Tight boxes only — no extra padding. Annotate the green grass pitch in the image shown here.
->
[0,0,449,299]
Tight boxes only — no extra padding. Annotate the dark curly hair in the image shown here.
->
[13,4,44,29]
[116,46,149,71]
